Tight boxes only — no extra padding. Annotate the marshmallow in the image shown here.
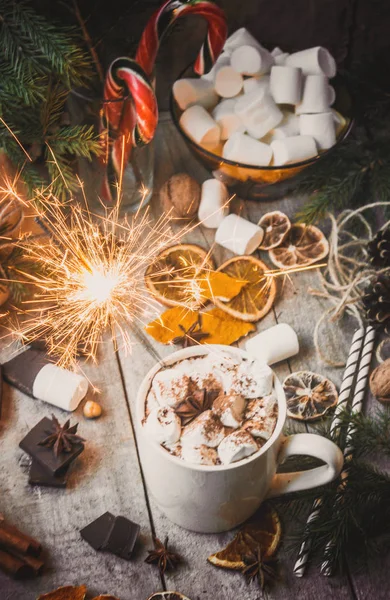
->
[270,112,300,140]
[181,444,219,465]
[226,360,274,398]
[145,406,181,445]
[215,66,244,98]
[246,395,278,420]
[271,47,284,58]
[296,74,334,114]
[212,98,245,140]
[242,415,277,440]
[299,112,336,150]
[201,51,231,82]
[2,348,88,412]
[213,394,246,428]
[271,135,317,165]
[215,213,264,255]
[286,46,336,78]
[218,429,258,464]
[243,75,270,95]
[270,66,302,105]
[181,410,225,448]
[223,132,272,166]
[179,105,221,147]
[173,78,219,111]
[274,52,290,66]
[152,368,191,408]
[223,28,263,53]
[198,178,230,228]
[245,323,299,365]
[231,45,274,76]
[32,363,88,411]
[328,85,336,105]
[235,89,283,139]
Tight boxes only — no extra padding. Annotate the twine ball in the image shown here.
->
[160,173,201,220]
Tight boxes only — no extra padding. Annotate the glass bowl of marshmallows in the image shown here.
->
[170,28,353,201]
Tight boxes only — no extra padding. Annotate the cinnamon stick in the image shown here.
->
[0,520,41,555]
[9,550,45,575]
[0,549,35,579]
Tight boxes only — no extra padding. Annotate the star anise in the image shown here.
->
[171,315,209,348]
[145,536,181,575]
[38,415,85,457]
[242,545,278,591]
[175,388,220,425]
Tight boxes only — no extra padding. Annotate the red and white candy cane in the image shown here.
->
[136,0,227,77]
[101,57,158,202]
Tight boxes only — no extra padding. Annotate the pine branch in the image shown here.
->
[47,125,102,160]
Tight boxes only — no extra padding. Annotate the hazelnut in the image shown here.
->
[83,400,102,419]
[160,173,201,220]
[369,358,390,402]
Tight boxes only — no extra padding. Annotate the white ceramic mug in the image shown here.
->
[136,345,344,533]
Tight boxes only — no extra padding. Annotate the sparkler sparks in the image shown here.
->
[3,188,195,367]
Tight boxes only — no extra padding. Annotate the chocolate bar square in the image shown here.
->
[19,417,84,475]
[80,512,116,551]
[28,460,69,488]
[101,516,140,560]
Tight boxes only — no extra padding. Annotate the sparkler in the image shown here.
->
[0,181,196,367]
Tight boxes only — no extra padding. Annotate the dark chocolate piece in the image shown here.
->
[28,460,69,488]
[3,348,50,398]
[101,516,140,560]
[80,512,115,551]
[19,417,84,475]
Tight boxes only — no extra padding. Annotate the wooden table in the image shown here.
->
[1,113,388,600]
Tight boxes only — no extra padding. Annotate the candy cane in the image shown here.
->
[136,0,227,77]
[101,57,158,202]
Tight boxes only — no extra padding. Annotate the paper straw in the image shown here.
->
[321,325,376,576]
[293,326,366,577]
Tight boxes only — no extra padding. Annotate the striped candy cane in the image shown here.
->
[136,0,228,77]
[101,58,158,202]
[293,327,366,578]
[320,325,376,576]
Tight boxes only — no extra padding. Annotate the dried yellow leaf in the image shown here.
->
[198,271,246,302]
[199,308,255,345]
[145,306,198,344]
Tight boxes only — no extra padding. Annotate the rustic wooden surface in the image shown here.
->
[0,113,389,599]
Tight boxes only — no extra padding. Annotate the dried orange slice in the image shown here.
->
[214,256,276,322]
[208,504,281,570]
[145,244,214,307]
[258,211,291,250]
[269,224,329,269]
[283,371,338,421]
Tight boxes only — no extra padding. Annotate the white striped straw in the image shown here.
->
[321,325,376,576]
[293,326,366,578]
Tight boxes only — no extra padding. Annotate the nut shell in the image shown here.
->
[160,173,201,220]
[369,358,390,402]
[83,400,102,419]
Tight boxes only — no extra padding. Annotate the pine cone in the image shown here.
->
[363,274,390,334]
[367,227,390,267]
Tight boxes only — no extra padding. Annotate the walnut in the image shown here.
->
[160,173,201,220]
[369,358,390,402]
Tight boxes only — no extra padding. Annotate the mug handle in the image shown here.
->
[267,433,344,498]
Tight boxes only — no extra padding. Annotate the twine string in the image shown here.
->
[310,203,390,366]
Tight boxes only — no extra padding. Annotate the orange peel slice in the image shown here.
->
[214,256,277,322]
[258,211,291,250]
[208,504,281,570]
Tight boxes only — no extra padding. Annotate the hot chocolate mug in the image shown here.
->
[136,345,344,533]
